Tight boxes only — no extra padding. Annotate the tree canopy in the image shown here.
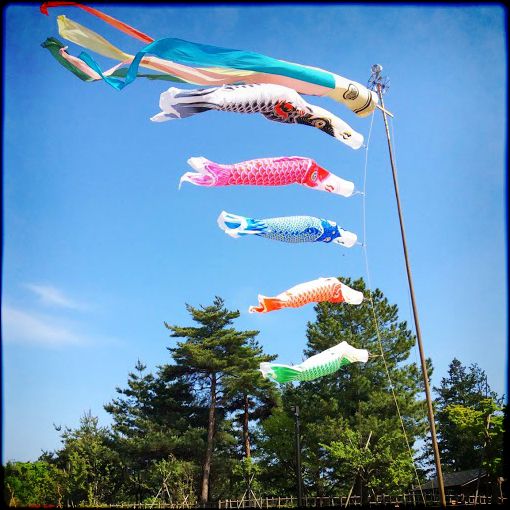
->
[3,290,505,506]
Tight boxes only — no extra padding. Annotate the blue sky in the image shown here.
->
[2,3,507,463]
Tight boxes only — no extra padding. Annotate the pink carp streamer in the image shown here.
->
[179,157,355,197]
[249,277,364,314]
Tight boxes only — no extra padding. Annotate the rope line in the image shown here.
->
[360,111,426,504]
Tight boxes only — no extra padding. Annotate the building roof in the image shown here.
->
[416,469,487,490]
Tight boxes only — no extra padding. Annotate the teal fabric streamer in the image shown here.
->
[78,37,336,91]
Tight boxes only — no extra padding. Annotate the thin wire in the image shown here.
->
[360,110,426,504]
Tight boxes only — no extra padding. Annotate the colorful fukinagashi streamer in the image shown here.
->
[218,211,358,247]
[41,37,189,83]
[151,84,363,148]
[260,341,369,383]
[41,2,379,116]
[249,277,363,314]
[179,156,355,197]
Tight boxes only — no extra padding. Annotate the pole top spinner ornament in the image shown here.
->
[368,63,390,95]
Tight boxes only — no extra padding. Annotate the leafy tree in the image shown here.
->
[255,405,298,496]
[3,460,62,506]
[429,358,506,497]
[445,398,505,479]
[229,456,265,500]
[322,424,415,496]
[142,454,198,506]
[47,410,122,506]
[163,296,269,503]
[255,277,429,499]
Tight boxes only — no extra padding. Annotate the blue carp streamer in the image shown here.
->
[217,211,357,247]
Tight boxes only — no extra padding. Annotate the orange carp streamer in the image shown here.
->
[249,277,363,314]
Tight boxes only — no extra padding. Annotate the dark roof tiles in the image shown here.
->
[417,469,487,490]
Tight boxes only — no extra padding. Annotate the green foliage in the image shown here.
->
[445,398,505,477]
[103,359,203,503]
[5,288,504,504]
[323,426,415,495]
[254,406,296,495]
[142,455,198,505]
[230,457,265,497]
[48,410,122,506]
[222,342,279,459]
[435,358,500,408]
[3,460,63,506]
[104,360,158,439]
[432,358,504,475]
[164,297,261,383]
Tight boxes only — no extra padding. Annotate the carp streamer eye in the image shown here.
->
[312,119,327,129]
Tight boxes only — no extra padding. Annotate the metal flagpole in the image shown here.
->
[368,64,447,508]
[291,405,304,506]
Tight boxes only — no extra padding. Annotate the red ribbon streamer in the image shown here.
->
[40,1,154,43]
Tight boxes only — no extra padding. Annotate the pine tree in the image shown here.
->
[104,360,202,503]
[222,338,279,459]
[104,360,156,440]
[162,296,267,503]
[435,358,499,409]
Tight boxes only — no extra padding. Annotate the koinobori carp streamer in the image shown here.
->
[218,211,358,247]
[151,84,363,148]
[179,156,355,197]
[249,277,363,314]
[259,341,369,383]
